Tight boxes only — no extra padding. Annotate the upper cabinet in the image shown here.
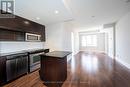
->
[0,29,25,41]
[0,15,45,41]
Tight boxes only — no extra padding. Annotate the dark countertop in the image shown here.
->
[0,50,27,57]
[40,51,71,58]
[0,48,48,57]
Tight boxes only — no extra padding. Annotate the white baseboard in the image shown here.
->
[115,57,130,69]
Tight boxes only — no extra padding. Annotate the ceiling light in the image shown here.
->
[36,17,40,20]
[123,0,130,3]
[24,21,30,25]
[54,10,59,14]
[92,16,95,18]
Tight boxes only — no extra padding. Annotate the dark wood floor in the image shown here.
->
[4,51,130,87]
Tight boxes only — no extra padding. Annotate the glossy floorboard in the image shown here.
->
[4,52,130,87]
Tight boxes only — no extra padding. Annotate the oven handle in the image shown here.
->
[29,52,45,65]
[29,52,45,57]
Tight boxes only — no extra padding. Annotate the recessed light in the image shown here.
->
[123,0,130,3]
[36,17,40,20]
[54,10,59,14]
[92,16,95,18]
[24,21,30,25]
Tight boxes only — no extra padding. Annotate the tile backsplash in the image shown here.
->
[0,42,44,53]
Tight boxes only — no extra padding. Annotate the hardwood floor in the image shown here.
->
[3,51,130,87]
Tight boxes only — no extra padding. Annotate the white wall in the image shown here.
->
[116,12,130,68]
[97,33,105,52]
[102,27,114,58]
[73,31,79,54]
[62,22,73,51]
[44,22,72,52]
[0,42,44,53]
[45,23,64,51]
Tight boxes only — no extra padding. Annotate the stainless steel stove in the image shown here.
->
[28,49,49,72]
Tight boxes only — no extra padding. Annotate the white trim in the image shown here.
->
[115,57,130,69]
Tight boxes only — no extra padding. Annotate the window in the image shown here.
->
[81,35,97,47]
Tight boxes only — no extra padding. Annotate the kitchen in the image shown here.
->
[0,5,71,87]
[0,10,39,83]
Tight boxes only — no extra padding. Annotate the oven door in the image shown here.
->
[30,53,42,66]
[29,52,44,72]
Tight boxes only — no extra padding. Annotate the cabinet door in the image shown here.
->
[0,16,45,41]
[0,56,6,85]
[14,31,25,41]
[0,29,15,41]
[0,18,17,31]
[15,16,32,32]
[6,59,17,81]
[15,16,44,34]
[40,27,45,41]
[16,56,28,76]
[0,29,25,41]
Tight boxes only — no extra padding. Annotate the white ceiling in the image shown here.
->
[63,0,130,28]
[15,0,73,25]
[15,0,130,27]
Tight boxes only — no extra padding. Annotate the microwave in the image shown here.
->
[26,33,41,41]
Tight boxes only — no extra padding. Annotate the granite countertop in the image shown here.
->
[0,48,48,57]
[40,51,71,58]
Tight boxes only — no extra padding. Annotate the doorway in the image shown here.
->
[103,28,114,58]
[78,29,114,58]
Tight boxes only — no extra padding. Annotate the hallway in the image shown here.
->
[4,52,130,87]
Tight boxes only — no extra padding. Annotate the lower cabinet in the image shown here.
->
[17,56,28,77]
[6,54,28,81]
[0,53,28,86]
[0,56,6,85]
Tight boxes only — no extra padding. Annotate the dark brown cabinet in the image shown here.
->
[6,53,28,81]
[0,18,16,31]
[0,56,6,85]
[0,15,45,41]
[14,16,44,34]
[0,29,25,41]
[39,51,71,87]
[0,53,28,86]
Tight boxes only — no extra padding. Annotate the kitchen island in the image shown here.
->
[39,51,71,87]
